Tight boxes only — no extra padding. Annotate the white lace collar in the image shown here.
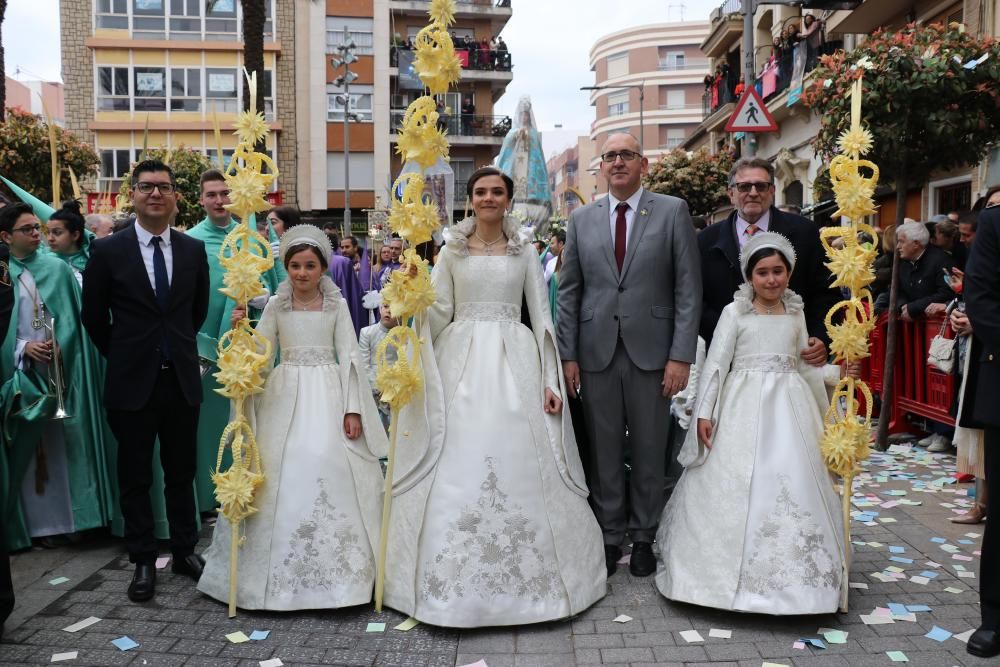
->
[732,283,804,315]
[442,215,529,257]
[274,274,342,312]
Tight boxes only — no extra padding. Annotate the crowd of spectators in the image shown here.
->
[391,33,511,72]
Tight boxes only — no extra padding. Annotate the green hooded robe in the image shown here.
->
[0,250,116,550]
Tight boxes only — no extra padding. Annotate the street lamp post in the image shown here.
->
[581,83,646,154]
[332,26,359,238]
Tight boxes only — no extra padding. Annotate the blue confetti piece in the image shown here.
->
[889,546,905,553]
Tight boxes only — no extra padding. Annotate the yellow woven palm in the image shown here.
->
[388,173,441,246]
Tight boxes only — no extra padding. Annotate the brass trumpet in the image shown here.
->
[40,305,70,420]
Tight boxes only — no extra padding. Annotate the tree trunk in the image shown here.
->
[875,172,908,450]
[241,0,266,155]
[0,0,8,122]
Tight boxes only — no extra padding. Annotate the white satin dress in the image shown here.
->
[656,286,847,615]
[382,234,606,627]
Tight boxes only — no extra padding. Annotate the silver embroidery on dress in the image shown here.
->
[731,354,797,373]
[281,347,337,366]
[739,474,839,594]
[422,457,561,603]
[454,302,521,323]
[270,479,373,595]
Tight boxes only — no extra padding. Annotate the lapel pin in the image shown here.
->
[639,209,648,217]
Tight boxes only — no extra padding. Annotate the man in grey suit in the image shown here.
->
[557,132,701,578]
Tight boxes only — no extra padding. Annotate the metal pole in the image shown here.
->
[742,0,757,156]
[342,26,352,239]
[638,84,645,154]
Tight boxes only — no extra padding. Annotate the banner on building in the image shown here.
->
[397,51,424,91]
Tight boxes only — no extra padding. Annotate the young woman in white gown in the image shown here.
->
[198,225,387,611]
[382,167,606,627]
[656,232,847,615]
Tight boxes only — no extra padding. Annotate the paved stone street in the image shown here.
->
[0,440,992,666]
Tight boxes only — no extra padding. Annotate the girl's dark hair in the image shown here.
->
[268,206,302,229]
[744,246,791,279]
[466,166,514,199]
[49,201,87,245]
[283,242,328,270]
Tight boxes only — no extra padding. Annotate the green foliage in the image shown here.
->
[0,108,100,203]
[643,147,734,217]
[804,22,1000,188]
[118,146,215,229]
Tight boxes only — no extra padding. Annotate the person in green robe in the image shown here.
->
[185,169,281,510]
[46,201,186,539]
[0,203,116,551]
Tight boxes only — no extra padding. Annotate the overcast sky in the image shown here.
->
[6,0,720,157]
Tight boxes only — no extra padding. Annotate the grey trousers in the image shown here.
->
[580,340,671,545]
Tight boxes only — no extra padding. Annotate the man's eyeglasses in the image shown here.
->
[601,150,642,164]
[11,223,41,234]
[731,181,773,193]
[134,181,176,195]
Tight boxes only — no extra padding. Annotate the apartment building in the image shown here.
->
[547,137,598,215]
[60,0,295,212]
[586,21,711,186]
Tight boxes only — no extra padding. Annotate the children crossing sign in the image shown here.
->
[725,87,778,133]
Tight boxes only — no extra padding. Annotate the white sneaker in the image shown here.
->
[917,434,937,446]
[927,435,952,452]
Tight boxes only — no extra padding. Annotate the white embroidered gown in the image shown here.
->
[197,277,387,611]
[656,286,847,615]
[382,233,606,627]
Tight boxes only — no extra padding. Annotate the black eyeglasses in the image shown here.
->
[11,223,41,234]
[134,181,176,194]
[732,181,773,193]
[601,150,642,164]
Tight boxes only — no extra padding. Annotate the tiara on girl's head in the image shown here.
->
[279,224,333,265]
[739,231,797,277]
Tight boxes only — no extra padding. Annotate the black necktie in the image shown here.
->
[152,236,171,361]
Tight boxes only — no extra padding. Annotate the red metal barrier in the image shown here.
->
[862,312,955,433]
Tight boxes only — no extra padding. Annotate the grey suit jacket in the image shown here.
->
[556,190,701,373]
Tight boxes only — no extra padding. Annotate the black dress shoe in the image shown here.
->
[171,554,205,581]
[967,628,1000,658]
[128,563,156,602]
[629,541,656,577]
[604,544,622,577]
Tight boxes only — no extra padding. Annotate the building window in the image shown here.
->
[665,128,685,149]
[97,66,131,111]
[327,84,373,122]
[607,91,629,117]
[205,0,238,40]
[96,0,128,29]
[170,67,201,111]
[134,67,166,111]
[327,17,374,56]
[205,68,239,113]
[660,51,686,70]
[606,52,629,79]
[168,0,202,39]
[99,148,134,193]
[132,0,166,39]
[327,152,375,190]
[665,90,686,109]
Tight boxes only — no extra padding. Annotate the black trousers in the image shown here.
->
[107,366,200,565]
[982,426,1000,629]
[0,511,13,636]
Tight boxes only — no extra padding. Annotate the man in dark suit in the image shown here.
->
[895,221,955,322]
[82,160,210,602]
[963,205,1000,658]
[698,157,838,366]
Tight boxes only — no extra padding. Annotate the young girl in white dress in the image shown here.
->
[197,225,387,611]
[382,167,606,627]
[656,232,847,615]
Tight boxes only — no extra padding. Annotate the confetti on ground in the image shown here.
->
[762,663,790,667]
[155,556,171,569]
[889,546,905,553]
[860,613,894,625]
[365,622,386,633]
[680,630,704,643]
[822,629,847,644]
[888,603,908,616]
[798,638,827,649]
[944,586,964,594]
[906,604,931,612]
[909,575,930,585]
[924,626,952,642]
[111,637,139,651]
[917,570,938,579]
[889,556,913,564]
[47,577,70,586]
[259,660,283,667]
[953,629,975,643]
[249,630,269,641]
[848,582,868,589]
[793,641,806,649]
[394,617,420,631]
[616,553,630,565]
[612,614,632,623]
[887,650,908,662]
[708,628,732,639]
[51,652,78,662]
[965,532,981,538]
[458,661,488,667]
[62,617,101,633]
[226,631,250,643]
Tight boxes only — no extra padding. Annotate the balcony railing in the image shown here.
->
[391,110,512,138]
[392,45,512,72]
[715,0,741,17]
[657,60,712,72]
[400,0,510,5]
[658,103,703,111]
